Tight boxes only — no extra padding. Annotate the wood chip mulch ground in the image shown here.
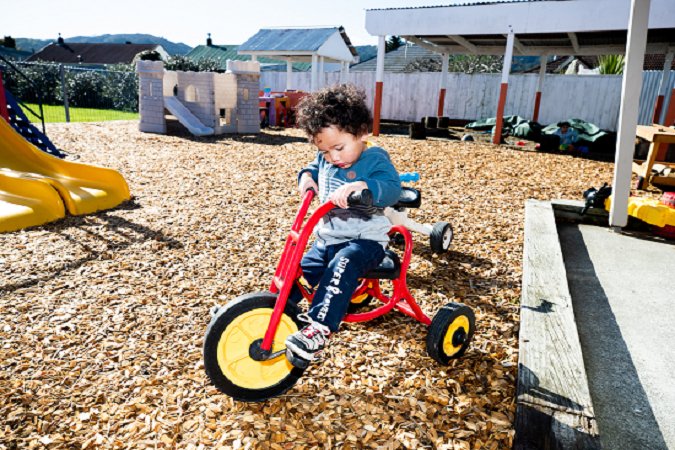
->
[0,121,618,450]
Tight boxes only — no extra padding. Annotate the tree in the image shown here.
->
[386,36,403,53]
[404,54,503,74]
[1,36,16,49]
[596,55,625,75]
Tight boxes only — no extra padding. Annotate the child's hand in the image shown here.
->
[331,181,368,209]
[299,172,319,197]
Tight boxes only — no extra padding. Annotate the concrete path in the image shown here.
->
[558,223,675,450]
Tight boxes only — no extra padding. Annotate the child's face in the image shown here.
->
[561,125,569,133]
[313,126,368,169]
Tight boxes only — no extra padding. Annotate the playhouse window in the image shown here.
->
[149,82,153,97]
[186,85,199,102]
[244,89,249,100]
[220,108,232,125]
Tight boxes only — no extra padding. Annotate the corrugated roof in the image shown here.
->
[26,42,161,64]
[238,27,359,57]
[367,0,561,11]
[185,45,311,71]
[351,45,438,72]
[238,28,339,52]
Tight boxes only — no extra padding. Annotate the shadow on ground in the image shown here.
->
[1,199,182,293]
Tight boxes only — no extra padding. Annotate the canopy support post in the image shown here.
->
[653,49,674,124]
[319,56,325,90]
[311,54,318,92]
[344,60,350,84]
[286,59,293,91]
[438,53,449,116]
[373,35,385,137]
[533,54,547,122]
[493,32,514,144]
[610,0,651,231]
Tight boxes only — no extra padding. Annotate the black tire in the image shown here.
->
[203,292,305,402]
[437,117,450,128]
[426,302,476,365]
[424,116,438,129]
[430,221,453,254]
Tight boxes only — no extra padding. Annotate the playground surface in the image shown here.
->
[0,121,617,450]
[558,223,675,450]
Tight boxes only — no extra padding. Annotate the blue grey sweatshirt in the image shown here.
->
[298,146,401,247]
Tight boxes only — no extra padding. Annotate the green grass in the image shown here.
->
[21,103,139,123]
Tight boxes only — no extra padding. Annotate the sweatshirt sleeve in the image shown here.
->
[355,153,401,207]
[297,152,321,185]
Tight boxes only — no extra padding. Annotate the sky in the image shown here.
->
[3,0,504,48]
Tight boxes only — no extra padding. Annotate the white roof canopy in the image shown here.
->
[366,0,675,56]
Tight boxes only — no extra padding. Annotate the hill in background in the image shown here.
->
[14,34,193,56]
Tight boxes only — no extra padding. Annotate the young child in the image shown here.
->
[284,84,401,368]
[553,121,578,146]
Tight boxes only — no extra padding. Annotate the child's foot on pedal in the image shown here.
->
[285,314,331,369]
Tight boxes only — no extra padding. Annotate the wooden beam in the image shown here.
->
[402,36,451,54]
[503,34,528,55]
[517,200,602,450]
[446,35,478,54]
[568,32,581,54]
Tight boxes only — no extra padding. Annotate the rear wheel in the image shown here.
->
[203,292,305,402]
[348,281,374,313]
[430,222,453,254]
[426,302,476,365]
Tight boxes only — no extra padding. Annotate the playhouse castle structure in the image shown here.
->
[135,60,262,136]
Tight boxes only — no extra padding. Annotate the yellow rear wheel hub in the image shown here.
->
[217,309,298,390]
[351,282,373,304]
[442,315,470,357]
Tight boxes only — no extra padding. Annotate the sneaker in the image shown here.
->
[285,314,331,369]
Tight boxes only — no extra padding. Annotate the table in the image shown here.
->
[632,125,675,189]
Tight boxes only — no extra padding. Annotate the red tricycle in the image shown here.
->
[203,188,476,402]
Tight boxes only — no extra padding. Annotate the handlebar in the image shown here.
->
[347,189,373,207]
[303,188,373,207]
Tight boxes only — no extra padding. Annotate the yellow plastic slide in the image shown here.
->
[0,171,66,232]
[0,118,130,233]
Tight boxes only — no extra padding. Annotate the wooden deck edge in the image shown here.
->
[515,200,602,450]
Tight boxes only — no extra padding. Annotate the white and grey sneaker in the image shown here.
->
[285,314,331,369]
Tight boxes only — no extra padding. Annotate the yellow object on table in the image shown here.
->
[604,196,675,228]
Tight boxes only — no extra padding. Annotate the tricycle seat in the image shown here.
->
[393,187,421,209]
[364,250,401,280]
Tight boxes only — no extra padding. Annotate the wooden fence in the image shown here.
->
[259,71,673,132]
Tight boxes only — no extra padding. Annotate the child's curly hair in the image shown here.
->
[297,84,372,140]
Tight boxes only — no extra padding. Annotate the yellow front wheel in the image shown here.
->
[426,302,476,365]
[203,292,305,402]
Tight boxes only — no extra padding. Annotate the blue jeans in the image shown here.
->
[289,239,385,332]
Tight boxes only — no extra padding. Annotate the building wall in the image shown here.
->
[176,71,217,128]
[137,60,166,134]
[236,74,262,134]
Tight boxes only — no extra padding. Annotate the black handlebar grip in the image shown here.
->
[347,189,373,207]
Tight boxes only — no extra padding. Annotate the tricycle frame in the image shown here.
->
[261,190,431,353]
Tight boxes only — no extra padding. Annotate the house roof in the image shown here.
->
[351,45,437,72]
[237,27,359,63]
[0,47,32,61]
[26,42,162,64]
[238,28,358,56]
[185,44,311,71]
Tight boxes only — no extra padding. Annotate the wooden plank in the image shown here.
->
[516,200,602,450]
[636,124,675,143]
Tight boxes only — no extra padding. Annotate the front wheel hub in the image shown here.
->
[452,328,467,347]
[249,338,272,361]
